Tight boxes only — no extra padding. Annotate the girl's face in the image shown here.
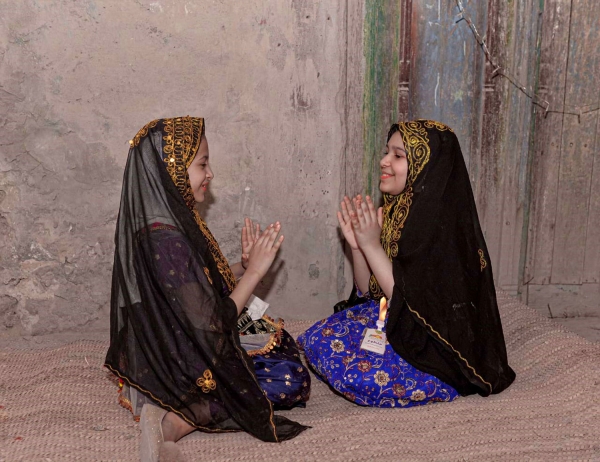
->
[380,131,409,195]
[187,136,213,203]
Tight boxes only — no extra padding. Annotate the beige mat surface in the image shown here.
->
[1,291,600,461]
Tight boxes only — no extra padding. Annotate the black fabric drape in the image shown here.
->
[104,117,307,441]
[375,120,515,397]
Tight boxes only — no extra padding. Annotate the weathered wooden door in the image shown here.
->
[525,0,600,317]
[345,0,599,317]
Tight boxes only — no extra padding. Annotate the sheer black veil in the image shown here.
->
[105,117,307,441]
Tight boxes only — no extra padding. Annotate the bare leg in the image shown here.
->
[161,412,195,442]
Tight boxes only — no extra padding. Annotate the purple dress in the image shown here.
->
[116,223,310,418]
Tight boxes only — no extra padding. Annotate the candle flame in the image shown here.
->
[379,297,388,322]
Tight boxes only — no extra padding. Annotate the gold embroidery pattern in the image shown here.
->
[369,120,431,298]
[245,316,285,357]
[196,369,217,393]
[423,119,454,132]
[194,209,237,293]
[162,117,204,209]
[203,267,213,285]
[129,119,159,147]
[105,364,238,433]
[478,249,487,272]
[406,302,492,393]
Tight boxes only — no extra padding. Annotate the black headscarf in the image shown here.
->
[369,119,515,396]
[104,116,307,441]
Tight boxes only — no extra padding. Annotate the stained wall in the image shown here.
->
[0,0,354,336]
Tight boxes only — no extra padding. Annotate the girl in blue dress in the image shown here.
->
[299,120,515,408]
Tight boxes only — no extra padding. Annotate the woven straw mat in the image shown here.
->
[1,291,599,461]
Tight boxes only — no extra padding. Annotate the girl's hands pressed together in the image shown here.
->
[337,196,360,250]
[350,195,383,251]
[241,217,260,270]
[245,222,284,279]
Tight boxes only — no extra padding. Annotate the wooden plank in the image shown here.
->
[551,0,600,284]
[583,96,600,283]
[362,0,400,202]
[409,0,488,171]
[524,0,573,287]
[477,0,505,277]
[494,0,541,291]
[397,0,412,123]
[527,283,600,318]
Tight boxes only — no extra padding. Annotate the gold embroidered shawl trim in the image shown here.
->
[369,120,434,297]
[131,116,238,293]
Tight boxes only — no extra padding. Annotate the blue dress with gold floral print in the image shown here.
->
[298,299,459,407]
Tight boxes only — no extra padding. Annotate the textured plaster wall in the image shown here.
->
[0,0,350,336]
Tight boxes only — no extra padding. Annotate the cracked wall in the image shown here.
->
[0,0,351,336]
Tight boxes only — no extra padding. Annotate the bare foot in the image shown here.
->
[161,412,195,442]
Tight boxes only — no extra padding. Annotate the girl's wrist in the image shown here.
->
[359,240,381,255]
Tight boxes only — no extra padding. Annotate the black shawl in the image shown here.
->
[104,117,307,441]
[370,120,515,396]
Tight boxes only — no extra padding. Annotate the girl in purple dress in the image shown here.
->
[105,117,309,461]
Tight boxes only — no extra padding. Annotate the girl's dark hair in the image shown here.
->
[387,123,400,142]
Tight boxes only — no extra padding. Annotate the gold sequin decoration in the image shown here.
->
[369,120,432,298]
[196,369,216,393]
[478,249,487,272]
[162,117,203,209]
[156,116,237,293]
[129,119,159,147]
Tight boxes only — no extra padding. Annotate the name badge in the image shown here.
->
[360,328,387,355]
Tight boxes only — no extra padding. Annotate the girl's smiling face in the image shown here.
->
[187,136,213,203]
[379,131,408,195]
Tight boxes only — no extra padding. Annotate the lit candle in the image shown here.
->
[377,297,387,329]
[379,297,388,323]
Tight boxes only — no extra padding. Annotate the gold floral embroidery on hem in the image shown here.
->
[105,364,238,433]
[196,369,217,393]
[478,249,487,272]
